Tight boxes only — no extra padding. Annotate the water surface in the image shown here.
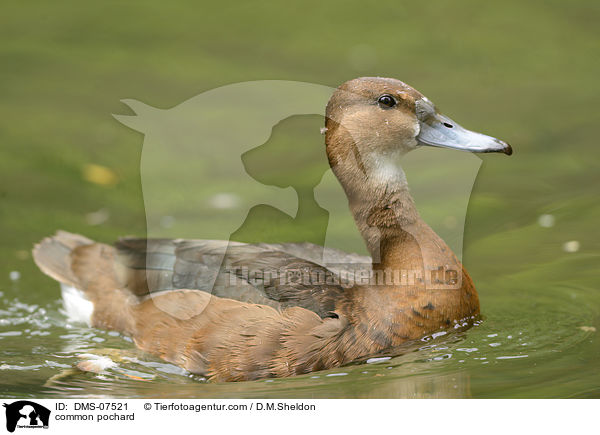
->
[1,0,598,399]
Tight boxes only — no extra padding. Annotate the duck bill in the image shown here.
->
[417,114,512,155]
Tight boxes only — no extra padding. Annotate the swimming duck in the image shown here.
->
[33,77,511,382]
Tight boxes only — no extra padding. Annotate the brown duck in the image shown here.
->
[33,77,511,382]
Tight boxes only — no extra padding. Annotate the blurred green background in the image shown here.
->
[0,0,598,398]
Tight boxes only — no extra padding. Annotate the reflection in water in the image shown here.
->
[357,371,471,399]
[40,347,472,399]
[37,332,475,398]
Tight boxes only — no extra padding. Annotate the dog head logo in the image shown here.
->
[3,401,50,432]
[114,80,483,318]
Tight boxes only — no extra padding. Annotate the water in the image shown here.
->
[1,0,598,399]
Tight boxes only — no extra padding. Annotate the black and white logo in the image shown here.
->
[2,401,50,433]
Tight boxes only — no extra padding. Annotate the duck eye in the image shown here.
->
[377,94,396,108]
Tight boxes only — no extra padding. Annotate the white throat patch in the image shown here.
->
[367,150,408,186]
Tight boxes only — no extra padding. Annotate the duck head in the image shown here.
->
[324,77,512,174]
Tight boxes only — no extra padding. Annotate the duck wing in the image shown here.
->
[253,242,372,277]
[110,237,359,318]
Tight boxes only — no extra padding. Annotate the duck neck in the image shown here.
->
[328,146,425,270]
[324,127,478,353]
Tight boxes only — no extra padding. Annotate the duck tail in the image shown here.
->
[32,230,94,288]
[33,231,137,334]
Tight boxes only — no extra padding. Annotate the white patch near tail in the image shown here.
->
[60,283,93,326]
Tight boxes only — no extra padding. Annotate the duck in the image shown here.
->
[33,77,511,382]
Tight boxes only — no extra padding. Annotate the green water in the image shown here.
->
[1,0,599,398]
